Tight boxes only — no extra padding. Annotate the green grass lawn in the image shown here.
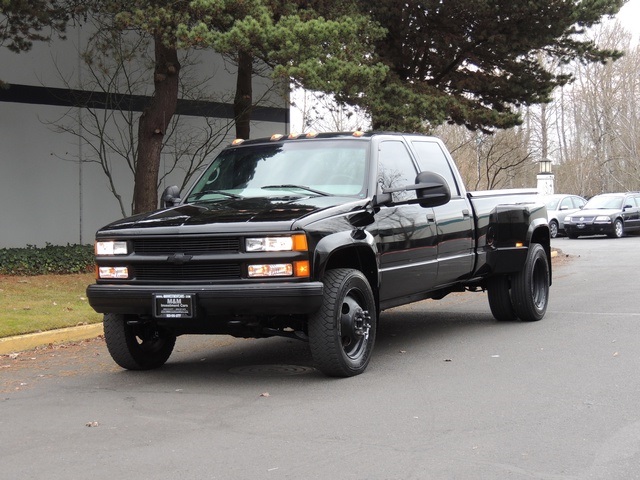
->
[0,273,102,338]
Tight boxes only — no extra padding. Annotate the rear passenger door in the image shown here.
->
[623,195,640,232]
[410,139,474,286]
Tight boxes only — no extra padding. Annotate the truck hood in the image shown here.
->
[100,196,358,232]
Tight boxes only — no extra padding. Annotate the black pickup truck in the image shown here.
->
[87,132,551,377]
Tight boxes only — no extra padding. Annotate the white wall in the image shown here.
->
[0,25,288,248]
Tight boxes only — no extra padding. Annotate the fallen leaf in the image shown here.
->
[260,392,270,397]
[85,421,100,427]
[613,352,619,357]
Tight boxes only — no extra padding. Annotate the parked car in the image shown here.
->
[541,194,587,238]
[564,192,640,238]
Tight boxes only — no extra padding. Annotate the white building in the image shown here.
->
[0,25,289,248]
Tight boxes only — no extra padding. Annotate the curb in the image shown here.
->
[0,323,104,355]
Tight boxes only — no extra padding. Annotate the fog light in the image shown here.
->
[248,264,293,278]
[98,266,129,279]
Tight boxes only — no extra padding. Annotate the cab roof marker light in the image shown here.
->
[270,134,284,141]
[231,138,245,145]
[306,131,318,138]
[288,132,301,139]
[352,130,365,137]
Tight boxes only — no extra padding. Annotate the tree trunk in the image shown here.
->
[234,50,253,139]
[133,35,180,214]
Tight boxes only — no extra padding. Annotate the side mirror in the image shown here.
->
[161,185,181,208]
[415,172,451,208]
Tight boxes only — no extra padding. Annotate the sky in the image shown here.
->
[617,0,640,37]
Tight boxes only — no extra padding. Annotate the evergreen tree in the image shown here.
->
[90,0,386,213]
[358,0,625,132]
[0,0,72,53]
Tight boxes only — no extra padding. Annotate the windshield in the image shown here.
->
[186,140,368,202]
[584,196,623,210]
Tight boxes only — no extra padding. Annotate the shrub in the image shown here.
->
[0,243,94,275]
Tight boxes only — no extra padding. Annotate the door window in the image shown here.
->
[377,141,418,203]
[411,141,460,197]
[560,197,573,210]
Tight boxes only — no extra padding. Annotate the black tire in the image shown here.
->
[103,313,176,370]
[609,219,624,238]
[487,275,517,321]
[511,243,550,322]
[549,220,559,239]
[308,268,377,377]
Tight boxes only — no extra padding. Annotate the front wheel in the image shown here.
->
[308,268,377,377]
[609,219,624,238]
[510,244,550,322]
[103,313,176,370]
[549,220,559,238]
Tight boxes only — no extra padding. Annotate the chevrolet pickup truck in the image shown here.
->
[87,132,551,377]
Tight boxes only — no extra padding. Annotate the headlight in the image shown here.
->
[95,241,128,255]
[594,216,612,223]
[246,234,308,252]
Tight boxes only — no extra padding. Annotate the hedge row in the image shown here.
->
[0,244,94,275]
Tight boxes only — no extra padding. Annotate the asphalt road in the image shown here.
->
[2,235,640,479]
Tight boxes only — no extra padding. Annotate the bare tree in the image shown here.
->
[47,22,239,217]
[549,23,640,197]
[436,125,536,191]
[291,89,370,133]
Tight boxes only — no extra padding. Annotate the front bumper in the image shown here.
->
[564,223,613,236]
[86,281,324,317]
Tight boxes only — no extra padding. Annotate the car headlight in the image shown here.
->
[246,234,308,252]
[594,216,612,223]
[95,241,128,255]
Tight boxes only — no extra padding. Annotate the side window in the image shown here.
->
[572,197,586,209]
[378,141,418,202]
[411,141,460,197]
[560,197,573,210]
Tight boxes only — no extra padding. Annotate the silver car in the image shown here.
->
[541,194,587,238]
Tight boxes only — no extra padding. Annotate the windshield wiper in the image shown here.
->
[261,184,330,196]
[189,189,244,201]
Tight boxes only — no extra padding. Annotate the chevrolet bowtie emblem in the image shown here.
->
[167,252,193,264]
